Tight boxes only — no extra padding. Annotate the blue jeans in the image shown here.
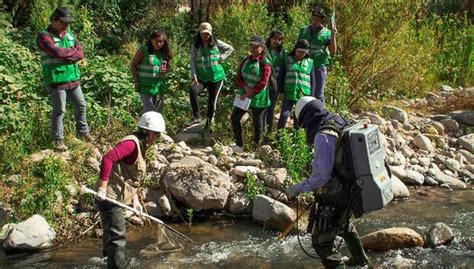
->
[140,93,164,113]
[277,100,298,129]
[312,66,327,102]
[47,85,89,140]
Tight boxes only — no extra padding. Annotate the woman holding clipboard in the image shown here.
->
[231,36,271,153]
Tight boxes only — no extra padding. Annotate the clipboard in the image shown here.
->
[233,95,251,110]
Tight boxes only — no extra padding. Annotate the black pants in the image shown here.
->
[231,107,266,148]
[96,200,126,269]
[264,86,279,133]
[189,80,224,124]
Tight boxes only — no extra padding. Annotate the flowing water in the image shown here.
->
[1,188,473,268]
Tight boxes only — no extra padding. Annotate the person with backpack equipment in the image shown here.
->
[277,39,315,130]
[131,31,172,113]
[284,96,372,268]
[189,22,234,132]
[264,29,286,134]
[298,7,337,102]
[94,111,166,268]
[231,36,272,153]
[37,7,91,151]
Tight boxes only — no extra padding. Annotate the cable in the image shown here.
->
[295,198,321,259]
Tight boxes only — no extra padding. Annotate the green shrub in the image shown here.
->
[244,172,266,200]
[13,156,70,224]
[277,128,312,186]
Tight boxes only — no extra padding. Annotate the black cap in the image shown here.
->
[311,7,326,18]
[295,39,310,50]
[53,7,73,23]
[250,36,265,46]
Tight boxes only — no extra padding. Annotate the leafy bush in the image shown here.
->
[13,156,70,224]
[244,172,266,200]
[277,128,312,186]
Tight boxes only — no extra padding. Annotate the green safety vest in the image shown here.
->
[268,49,286,78]
[283,55,313,101]
[239,57,271,109]
[195,43,225,83]
[298,26,331,68]
[40,30,80,85]
[138,47,167,95]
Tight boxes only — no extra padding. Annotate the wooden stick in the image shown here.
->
[81,185,193,243]
[277,206,308,240]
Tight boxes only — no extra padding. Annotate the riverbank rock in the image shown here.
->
[391,176,410,198]
[228,192,252,214]
[361,227,424,251]
[233,166,260,177]
[429,164,467,189]
[458,133,474,153]
[163,156,232,211]
[449,110,474,126]
[383,105,408,124]
[413,135,435,153]
[3,215,56,250]
[425,222,454,248]
[252,195,295,232]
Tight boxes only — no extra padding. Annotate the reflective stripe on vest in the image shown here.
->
[40,30,80,85]
[239,57,270,108]
[283,56,313,101]
[138,47,166,95]
[195,45,225,82]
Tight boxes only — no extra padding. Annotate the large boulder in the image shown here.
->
[252,195,295,232]
[163,156,232,211]
[391,176,410,198]
[361,227,424,251]
[3,215,56,250]
[425,222,454,248]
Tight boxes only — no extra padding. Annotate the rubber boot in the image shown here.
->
[344,231,369,267]
[101,208,127,269]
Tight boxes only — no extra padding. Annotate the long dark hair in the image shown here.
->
[194,33,217,48]
[265,30,284,52]
[147,31,173,60]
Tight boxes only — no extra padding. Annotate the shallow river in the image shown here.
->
[1,188,473,268]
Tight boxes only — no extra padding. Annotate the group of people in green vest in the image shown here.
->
[35,6,354,269]
[37,6,336,153]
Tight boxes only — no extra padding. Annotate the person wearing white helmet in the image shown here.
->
[285,97,369,269]
[94,111,165,268]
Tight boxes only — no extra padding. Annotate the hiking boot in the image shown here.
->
[78,133,94,142]
[187,117,201,126]
[345,258,369,267]
[231,145,244,153]
[54,140,68,151]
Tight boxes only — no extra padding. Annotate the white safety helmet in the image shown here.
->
[295,96,317,121]
[137,111,166,133]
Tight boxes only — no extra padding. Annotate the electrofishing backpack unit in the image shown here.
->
[327,120,393,218]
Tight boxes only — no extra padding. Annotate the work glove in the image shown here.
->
[132,195,143,216]
[284,185,299,199]
[96,187,107,201]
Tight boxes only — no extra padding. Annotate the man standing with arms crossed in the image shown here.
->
[37,7,91,151]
